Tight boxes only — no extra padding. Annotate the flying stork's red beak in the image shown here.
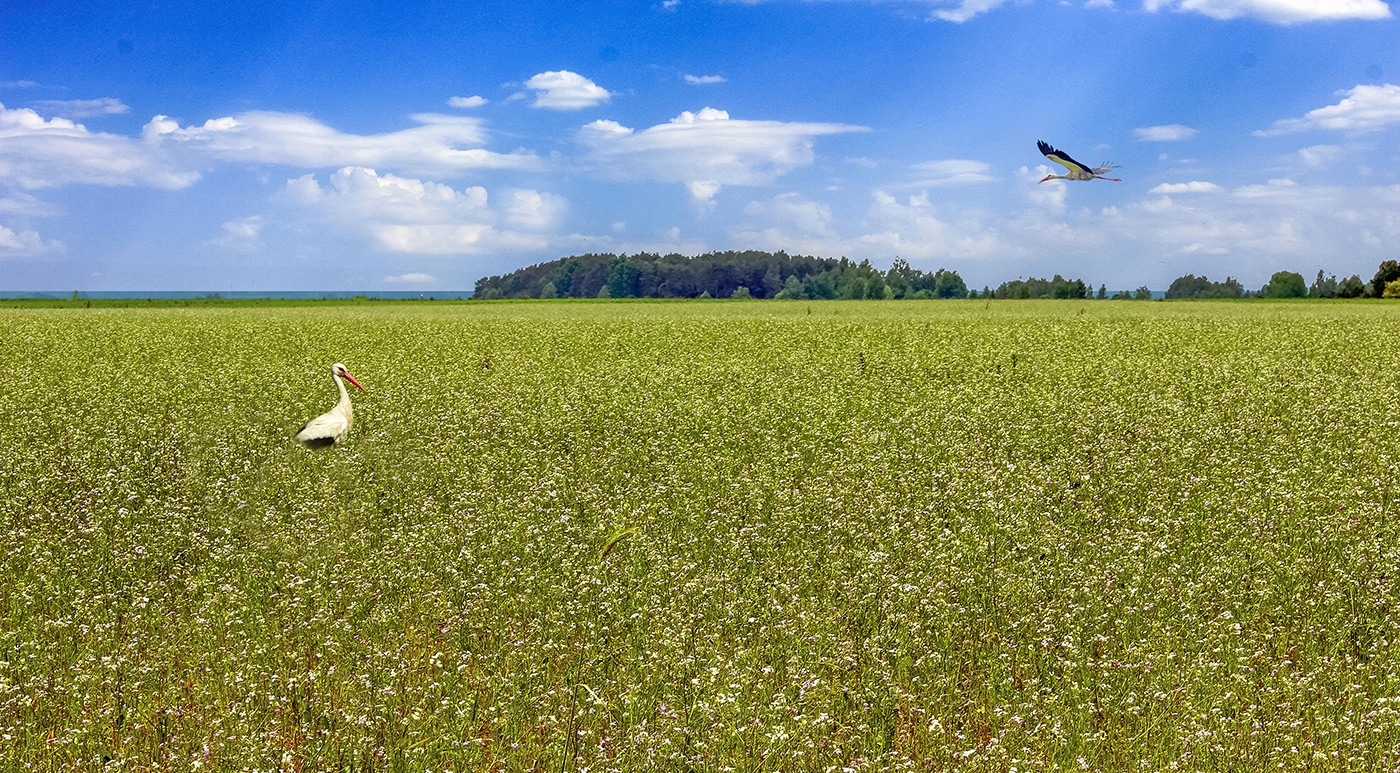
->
[1038,175,1052,183]
[341,372,367,391]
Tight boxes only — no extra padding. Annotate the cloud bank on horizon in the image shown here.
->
[1,0,1398,291]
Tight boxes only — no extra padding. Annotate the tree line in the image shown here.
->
[1168,262,1400,299]
[473,251,1400,301]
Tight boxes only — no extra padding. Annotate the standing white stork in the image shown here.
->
[1037,140,1122,183]
[293,363,367,449]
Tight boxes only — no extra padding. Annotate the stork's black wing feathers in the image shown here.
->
[1036,140,1092,174]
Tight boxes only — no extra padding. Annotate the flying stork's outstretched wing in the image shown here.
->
[1037,140,1093,175]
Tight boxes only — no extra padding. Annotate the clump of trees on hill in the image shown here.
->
[1165,275,1246,299]
[990,275,1093,299]
[473,252,974,300]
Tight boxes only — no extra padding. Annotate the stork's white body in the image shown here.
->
[294,363,365,449]
[1037,140,1121,182]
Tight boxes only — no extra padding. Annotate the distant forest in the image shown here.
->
[474,251,976,300]
[473,251,1400,301]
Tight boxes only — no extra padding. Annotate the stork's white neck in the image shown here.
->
[333,372,354,418]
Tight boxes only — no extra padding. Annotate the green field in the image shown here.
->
[3,300,1398,771]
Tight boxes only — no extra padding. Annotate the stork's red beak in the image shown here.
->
[1038,175,1052,183]
[341,372,366,391]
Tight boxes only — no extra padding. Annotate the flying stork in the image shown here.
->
[1037,140,1121,183]
[293,363,367,449]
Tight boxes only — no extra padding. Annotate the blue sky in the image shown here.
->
[2,0,1398,292]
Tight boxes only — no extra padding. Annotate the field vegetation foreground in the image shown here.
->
[2,300,1398,772]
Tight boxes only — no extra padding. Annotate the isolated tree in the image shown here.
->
[1097,284,1107,300]
[1262,271,1307,298]
[1372,260,1400,297]
[1133,286,1152,300]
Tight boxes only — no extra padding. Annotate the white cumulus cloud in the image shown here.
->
[0,222,61,257]
[503,188,568,230]
[0,102,200,189]
[858,190,1000,259]
[577,107,867,195]
[730,193,843,255]
[1135,124,1199,141]
[744,192,838,238]
[286,166,558,256]
[687,180,723,207]
[1143,0,1390,23]
[525,71,612,110]
[1255,83,1400,135]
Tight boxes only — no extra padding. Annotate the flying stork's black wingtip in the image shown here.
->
[1037,140,1052,154]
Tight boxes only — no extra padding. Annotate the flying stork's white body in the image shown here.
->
[294,363,366,449]
[1037,140,1122,183]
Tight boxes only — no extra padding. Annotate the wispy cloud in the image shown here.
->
[1135,124,1198,141]
[1255,83,1400,135]
[1295,144,1344,168]
[901,159,997,187]
[684,74,727,85]
[384,272,436,284]
[447,95,488,108]
[1149,181,1222,194]
[929,0,1017,22]
[212,215,263,249]
[147,110,541,177]
[1143,0,1391,23]
[31,97,129,119]
[525,71,612,110]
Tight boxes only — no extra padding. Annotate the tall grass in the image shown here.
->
[2,300,1398,771]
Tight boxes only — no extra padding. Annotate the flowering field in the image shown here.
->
[2,299,1398,772]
